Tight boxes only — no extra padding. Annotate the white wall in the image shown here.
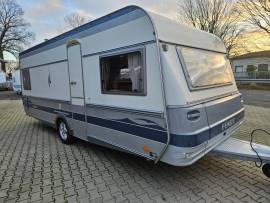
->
[21,14,164,111]
[83,43,164,112]
[232,57,270,72]
[23,62,70,101]
[20,45,67,69]
[81,16,154,56]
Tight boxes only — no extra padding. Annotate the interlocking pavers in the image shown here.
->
[0,100,270,202]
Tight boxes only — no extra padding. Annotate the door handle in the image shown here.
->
[70,81,77,85]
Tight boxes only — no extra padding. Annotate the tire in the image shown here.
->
[57,120,74,144]
[262,163,270,178]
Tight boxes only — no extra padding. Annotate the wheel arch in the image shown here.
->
[55,114,74,136]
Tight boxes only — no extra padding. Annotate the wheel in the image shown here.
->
[57,120,74,144]
[262,163,270,178]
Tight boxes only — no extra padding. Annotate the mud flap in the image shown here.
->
[210,137,270,164]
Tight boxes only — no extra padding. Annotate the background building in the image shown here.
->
[231,51,270,81]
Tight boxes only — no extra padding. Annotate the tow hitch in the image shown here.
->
[210,129,270,178]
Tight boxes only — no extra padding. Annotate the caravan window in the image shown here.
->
[177,47,233,90]
[100,50,145,95]
[22,69,31,90]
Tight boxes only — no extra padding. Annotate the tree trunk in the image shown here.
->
[0,50,6,72]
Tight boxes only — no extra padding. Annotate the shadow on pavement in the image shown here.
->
[0,90,21,100]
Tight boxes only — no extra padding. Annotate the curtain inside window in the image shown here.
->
[102,60,110,90]
[128,52,142,92]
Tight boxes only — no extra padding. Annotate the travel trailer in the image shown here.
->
[12,70,22,94]
[0,71,11,90]
[20,6,270,177]
[0,71,6,90]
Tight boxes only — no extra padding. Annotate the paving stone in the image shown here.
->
[66,196,77,203]
[0,190,8,198]
[41,193,54,203]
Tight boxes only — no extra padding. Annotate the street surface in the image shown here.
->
[239,89,270,108]
[0,91,269,202]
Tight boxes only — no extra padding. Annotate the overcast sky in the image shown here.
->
[17,0,179,45]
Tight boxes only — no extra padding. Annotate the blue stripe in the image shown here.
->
[87,116,167,144]
[25,102,244,147]
[28,103,72,118]
[20,6,144,58]
[73,113,86,122]
[112,118,166,131]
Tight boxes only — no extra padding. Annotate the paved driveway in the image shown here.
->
[0,91,21,101]
[0,100,270,203]
[239,89,270,108]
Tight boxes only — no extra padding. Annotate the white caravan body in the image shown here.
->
[20,6,244,166]
[12,70,22,94]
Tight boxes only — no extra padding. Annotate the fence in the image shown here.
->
[234,71,270,80]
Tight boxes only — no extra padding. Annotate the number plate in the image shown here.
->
[221,117,236,132]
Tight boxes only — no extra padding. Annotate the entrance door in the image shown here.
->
[67,42,86,139]
[67,43,84,104]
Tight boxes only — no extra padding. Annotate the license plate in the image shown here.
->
[221,117,236,132]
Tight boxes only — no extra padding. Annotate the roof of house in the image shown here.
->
[232,50,270,60]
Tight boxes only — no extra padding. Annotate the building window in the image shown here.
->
[258,64,268,72]
[22,69,31,90]
[100,50,145,95]
[235,65,244,73]
[247,65,257,72]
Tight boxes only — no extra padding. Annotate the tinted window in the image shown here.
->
[100,51,145,95]
[178,47,233,89]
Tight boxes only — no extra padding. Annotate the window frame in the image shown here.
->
[235,65,244,73]
[176,46,233,91]
[99,46,147,96]
[21,68,31,91]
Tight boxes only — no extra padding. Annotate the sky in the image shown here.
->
[17,0,179,46]
[6,0,269,61]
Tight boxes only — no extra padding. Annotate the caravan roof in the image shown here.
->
[20,6,226,58]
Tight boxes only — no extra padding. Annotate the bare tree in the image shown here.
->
[0,0,33,72]
[238,0,270,34]
[64,12,88,29]
[178,0,244,56]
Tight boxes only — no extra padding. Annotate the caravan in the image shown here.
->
[0,71,6,90]
[0,71,11,90]
[12,70,22,94]
[20,6,270,176]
